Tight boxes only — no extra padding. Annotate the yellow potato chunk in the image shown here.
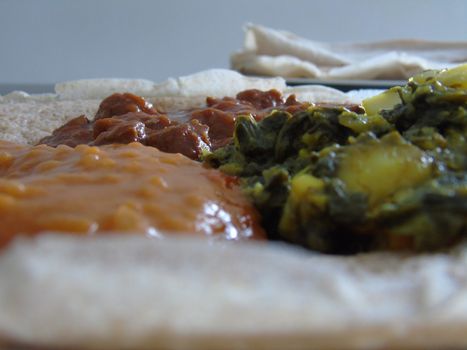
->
[437,63,467,89]
[279,173,327,236]
[411,63,467,89]
[337,132,434,207]
[362,89,402,116]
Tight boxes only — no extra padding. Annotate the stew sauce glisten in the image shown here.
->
[0,140,265,247]
[39,90,314,159]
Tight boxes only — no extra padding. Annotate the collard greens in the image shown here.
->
[206,65,467,254]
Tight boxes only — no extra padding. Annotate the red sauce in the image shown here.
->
[38,90,312,159]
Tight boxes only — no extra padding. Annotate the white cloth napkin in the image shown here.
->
[231,24,467,80]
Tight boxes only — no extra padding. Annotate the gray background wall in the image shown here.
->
[1,0,466,85]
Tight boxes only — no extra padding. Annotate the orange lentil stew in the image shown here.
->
[0,140,265,248]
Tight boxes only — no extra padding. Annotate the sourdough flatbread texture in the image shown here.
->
[0,96,100,145]
[231,24,467,80]
[1,235,467,350]
[3,70,462,349]
[54,69,287,100]
[0,69,353,145]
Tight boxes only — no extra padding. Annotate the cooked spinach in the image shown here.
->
[204,65,467,254]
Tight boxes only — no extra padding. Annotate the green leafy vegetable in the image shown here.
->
[204,64,467,254]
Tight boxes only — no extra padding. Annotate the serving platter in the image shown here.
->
[286,78,406,91]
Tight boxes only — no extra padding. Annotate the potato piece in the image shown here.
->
[410,63,467,89]
[279,173,327,237]
[362,89,401,116]
[437,63,467,89]
[337,132,434,207]
[409,69,441,85]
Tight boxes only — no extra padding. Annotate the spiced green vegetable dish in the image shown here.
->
[206,64,467,254]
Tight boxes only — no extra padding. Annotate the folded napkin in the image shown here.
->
[231,24,467,80]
